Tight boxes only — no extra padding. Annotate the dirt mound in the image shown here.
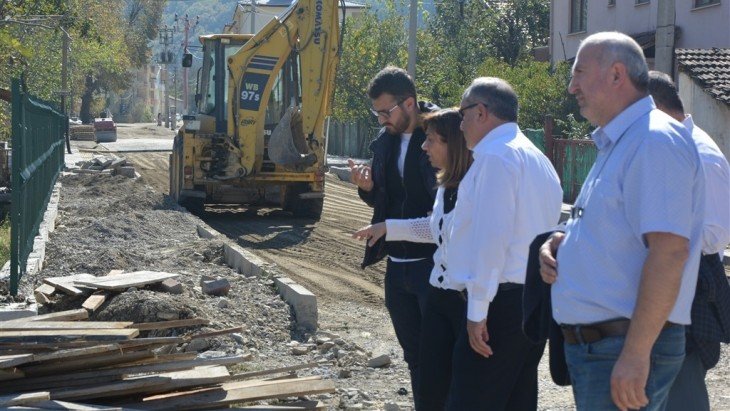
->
[27,172,294,357]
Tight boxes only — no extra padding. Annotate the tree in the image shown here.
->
[332,3,407,122]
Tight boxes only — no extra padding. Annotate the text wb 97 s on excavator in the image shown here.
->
[169,0,343,219]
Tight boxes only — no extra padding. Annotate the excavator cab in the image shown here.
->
[171,0,340,219]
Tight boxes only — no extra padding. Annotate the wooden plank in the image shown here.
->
[43,274,97,296]
[7,399,123,410]
[81,293,108,312]
[0,329,138,343]
[235,402,325,411]
[0,374,123,395]
[34,284,56,296]
[0,322,133,331]
[34,291,51,305]
[21,351,154,377]
[230,362,318,381]
[133,318,209,331]
[0,355,244,392]
[133,378,335,410]
[125,366,230,394]
[50,376,172,401]
[0,368,24,381]
[34,284,55,304]
[0,391,50,407]
[0,353,199,391]
[31,344,126,363]
[2,309,89,324]
[186,326,243,340]
[106,270,125,276]
[75,271,179,291]
[0,354,34,368]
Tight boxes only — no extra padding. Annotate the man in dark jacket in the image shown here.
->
[348,66,438,404]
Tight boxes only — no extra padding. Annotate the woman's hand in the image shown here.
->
[353,222,387,247]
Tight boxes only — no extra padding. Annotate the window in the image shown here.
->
[635,0,649,4]
[694,0,720,7]
[570,0,587,33]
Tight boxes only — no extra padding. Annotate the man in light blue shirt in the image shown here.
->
[539,32,704,411]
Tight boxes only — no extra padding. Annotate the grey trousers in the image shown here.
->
[666,350,710,411]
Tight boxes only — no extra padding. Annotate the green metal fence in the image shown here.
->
[10,78,66,295]
[525,125,597,203]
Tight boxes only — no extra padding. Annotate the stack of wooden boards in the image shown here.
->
[33,271,174,306]
[0,309,334,410]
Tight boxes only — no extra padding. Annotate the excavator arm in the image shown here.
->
[226,0,341,177]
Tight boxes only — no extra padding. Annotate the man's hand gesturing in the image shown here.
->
[348,159,374,192]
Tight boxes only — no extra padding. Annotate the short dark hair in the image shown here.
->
[367,66,417,102]
[647,70,684,114]
[423,109,473,189]
[462,77,519,122]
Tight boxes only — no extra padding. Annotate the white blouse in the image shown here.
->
[384,187,459,290]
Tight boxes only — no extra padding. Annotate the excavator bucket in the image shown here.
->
[268,106,317,170]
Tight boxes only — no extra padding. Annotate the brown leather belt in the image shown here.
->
[561,319,677,345]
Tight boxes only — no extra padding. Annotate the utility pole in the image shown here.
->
[159,25,174,128]
[175,14,198,114]
[61,29,71,154]
[407,0,418,80]
[171,67,177,131]
[250,0,257,34]
[655,0,676,76]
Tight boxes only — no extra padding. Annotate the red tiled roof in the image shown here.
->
[675,48,730,106]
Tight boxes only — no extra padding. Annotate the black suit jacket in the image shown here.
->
[522,231,571,386]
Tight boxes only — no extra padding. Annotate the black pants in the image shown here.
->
[385,258,433,405]
[447,286,546,411]
[417,287,467,411]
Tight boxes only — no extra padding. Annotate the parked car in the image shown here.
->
[69,116,82,125]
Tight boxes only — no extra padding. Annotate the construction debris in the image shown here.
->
[68,155,137,178]
[0,313,334,410]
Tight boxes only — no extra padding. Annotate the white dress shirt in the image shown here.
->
[447,123,563,322]
[683,115,730,254]
[386,187,459,289]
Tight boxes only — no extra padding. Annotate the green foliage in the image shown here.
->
[556,113,593,139]
[0,217,9,269]
[0,0,165,135]
[332,3,407,122]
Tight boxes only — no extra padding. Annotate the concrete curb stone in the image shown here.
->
[195,223,318,331]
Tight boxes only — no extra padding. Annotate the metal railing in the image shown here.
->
[544,116,597,203]
[10,78,66,295]
[327,118,379,159]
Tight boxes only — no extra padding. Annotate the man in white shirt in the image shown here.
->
[648,70,730,411]
[446,77,562,410]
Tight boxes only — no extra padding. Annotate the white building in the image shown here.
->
[549,0,730,160]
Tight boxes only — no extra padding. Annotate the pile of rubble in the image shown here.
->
[68,155,137,178]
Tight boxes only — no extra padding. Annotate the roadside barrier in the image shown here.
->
[9,78,66,295]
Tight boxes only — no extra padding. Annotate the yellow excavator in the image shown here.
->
[169,0,342,219]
